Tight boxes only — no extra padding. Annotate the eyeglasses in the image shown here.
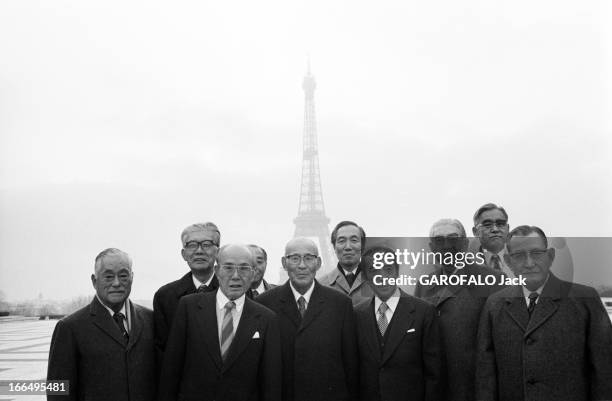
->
[508,249,548,264]
[184,241,218,251]
[477,220,508,229]
[100,272,131,284]
[432,235,462,246]
[285,254,318,266]
[219,264,254,274]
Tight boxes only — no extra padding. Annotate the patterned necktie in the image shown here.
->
[527,292,538,317]
[197,284,208,293]
[377,302,389,336]
[297,296,306,318]
[346,272,356,287]
[490,254,501,271]
[252,289,259,298]
[220,301,235,361]
[113,312,129,342]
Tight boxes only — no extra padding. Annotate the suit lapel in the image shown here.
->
[197,294,223,371]
[381,297,415,365]
[332,270,351,293]
[279,283,302,329]
[126,301,143,350]
[361,299,381,362]
[503,286,529,332]
[90,298,128,347]
[298,282,325,333]
[222,298,259,372]
[525,275,561,337]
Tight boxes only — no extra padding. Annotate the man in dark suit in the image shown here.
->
[414,219,503,401]
[355,246,443,401]
[247,244,276,299]
[158,244,281,401]
[47,248,156,401]
[476,226,612,401]
[471,203,514,277]
[320,221,374,304]
[153,222,220,357]
[256,237,359,401]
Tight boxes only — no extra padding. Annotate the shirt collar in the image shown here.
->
[193,273,214,290]
[374,289,400,313]
[522,273,550,299]
[216,289,246,313]
[289,280,315,304]
[483,247,506,264]
[337,263,359,277]
[96,295,129,317]
[254,281,266,294]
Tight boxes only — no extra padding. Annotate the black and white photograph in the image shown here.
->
[1,1,611,400]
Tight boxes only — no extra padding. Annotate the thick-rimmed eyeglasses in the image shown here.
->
[219,264,254,274]
[508,249,548,264]
[285,254,318,266]
[184,241,217,252]
[477,220,508,229]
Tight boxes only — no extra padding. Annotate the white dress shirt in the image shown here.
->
[484,248,515,278]
[216,290,246,342]
[289,280,315,310]
[193,273,215,290]
[97,295,131,333]
[522,274,550,306]
[374,289,400,323]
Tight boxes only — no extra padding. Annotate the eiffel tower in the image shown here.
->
[293,63,335,272]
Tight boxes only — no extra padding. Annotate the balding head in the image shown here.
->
[285,237,319,257]
[429,218,467,239]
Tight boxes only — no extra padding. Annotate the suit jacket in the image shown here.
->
[414,263,503,401]
[153,272,219,356]
[320,266,374,305]
[47,297,156,401]
[355,292,443,401]
[157,291,281,401]
[476,274,612,401]
[256,280,359,401]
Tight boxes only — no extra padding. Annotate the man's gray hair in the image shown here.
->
[181,222,221,246]
[429,218,467,238]
[94,248,133,274]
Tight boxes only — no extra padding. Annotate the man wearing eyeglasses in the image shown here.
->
[153,222,221,360]
[476,226,612,401]
[472,203,514,277]
[414,219,503,401]
[47,248,156,401]
[256,237,359,401]
[321,221,374,305]
[158,244,281,401]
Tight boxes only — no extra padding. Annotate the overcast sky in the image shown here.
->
[1,0,611,301]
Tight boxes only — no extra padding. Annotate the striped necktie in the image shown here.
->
[220,301,235,361]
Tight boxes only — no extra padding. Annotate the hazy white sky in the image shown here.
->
[1,0,611,301]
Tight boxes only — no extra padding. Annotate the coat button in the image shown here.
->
[525,338,534,345]
[527,379,536,385]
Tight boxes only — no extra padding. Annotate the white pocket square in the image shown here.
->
[406,328,416,333]
[252,331,260,339]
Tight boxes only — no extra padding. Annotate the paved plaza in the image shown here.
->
[0,318,57,401]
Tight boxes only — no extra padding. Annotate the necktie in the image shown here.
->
[490,254,501,271]
[197,284,208,293]
[527,292,538,317]
[220,301,235,361]
[252,289,259,298]
[113,312,129,342]
[377,302,389,336]
[346,272,356,287]
[297,296,306,318]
